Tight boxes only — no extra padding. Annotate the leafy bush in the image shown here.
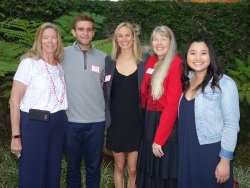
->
[226,56,250,147]
[53,11,106,46]
[1,0,70,21]
[1,1,249,66]
[227,55,250,106]
[69,1,250,66]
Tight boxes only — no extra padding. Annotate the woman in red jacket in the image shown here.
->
[136,26,182,188]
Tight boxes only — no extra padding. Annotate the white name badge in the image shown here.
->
[104,75,111,82]
[91,65,100,74]
[146,68,154,74]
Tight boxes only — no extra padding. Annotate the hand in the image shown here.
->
[215,158,230,184]
[11,138,22,156]
[152,142,164,157]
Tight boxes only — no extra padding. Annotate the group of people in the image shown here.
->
[9,13,240,188]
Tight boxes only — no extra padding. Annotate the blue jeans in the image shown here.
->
[64,121,105,188]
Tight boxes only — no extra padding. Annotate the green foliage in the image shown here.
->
[0,42,20,126]
[0,19,41,45]
[0,60,18,77]
[1,1,249,65]
[0,40,29,64]
[53,12,76,45]
[93,39,112,55]
[53,11,106,46]
[226,57,250,148]
[0,19,41,115]
[1,0,70,22]
[0,74,13,120]
[227,56,250,106]
[70,1,250,66]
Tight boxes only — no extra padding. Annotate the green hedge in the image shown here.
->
[73,1,250,67]
[1,0,69,21]
[1,1,249,66]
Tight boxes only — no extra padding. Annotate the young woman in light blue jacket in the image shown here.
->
[178,36,240,188]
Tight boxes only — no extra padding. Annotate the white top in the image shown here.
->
[14,58,68,113]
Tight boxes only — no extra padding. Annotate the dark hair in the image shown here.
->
[181,36,223,93]
[72,14,94,30]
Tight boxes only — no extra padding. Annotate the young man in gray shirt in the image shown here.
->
[61,14,106,188]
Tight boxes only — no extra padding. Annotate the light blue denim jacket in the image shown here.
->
[179,71,240,160]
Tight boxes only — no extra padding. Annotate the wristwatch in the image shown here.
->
[11,135,21,139]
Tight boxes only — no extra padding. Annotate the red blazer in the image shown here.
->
[140,55,182,146]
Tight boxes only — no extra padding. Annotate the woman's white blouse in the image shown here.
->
[14,58,68,113]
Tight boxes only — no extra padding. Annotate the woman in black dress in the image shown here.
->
[103,22,149,188]
[178,36,240,188]
[136,26,182,188]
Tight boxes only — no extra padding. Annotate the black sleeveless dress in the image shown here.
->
[106,68,142,152]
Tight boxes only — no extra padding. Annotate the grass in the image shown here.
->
[0,146,19,187]
[0,123,250,188]
[234,166,250,188]
[1,143,250,188]
[0,143,114,188]
[59,154,114,188]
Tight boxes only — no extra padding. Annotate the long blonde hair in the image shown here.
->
[111,22,142,62]
[150,26,177,100]
[21,22,64,62]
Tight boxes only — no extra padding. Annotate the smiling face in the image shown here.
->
[116,26,134,51]
[152,33,170,60]
[72,20,95,50]
[41,28,58,56]
[187,42,210,76]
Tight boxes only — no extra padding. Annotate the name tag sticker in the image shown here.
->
[104,75,111,82]
[146,68,154,74]
[91,65,100,74]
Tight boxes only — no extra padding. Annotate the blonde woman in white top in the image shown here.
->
[9,22,68,188]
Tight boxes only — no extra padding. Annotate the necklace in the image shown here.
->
[43,59,66,104]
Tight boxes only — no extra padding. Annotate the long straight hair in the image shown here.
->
[111,22,142,62]
[151,26,177,100]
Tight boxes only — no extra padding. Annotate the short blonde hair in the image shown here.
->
[21,22,64,62]
[111,22,142,62]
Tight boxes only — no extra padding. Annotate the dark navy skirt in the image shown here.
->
[136,110,178,188]
[178,97,234,188]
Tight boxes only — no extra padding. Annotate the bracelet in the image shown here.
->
[11,135,21,139]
